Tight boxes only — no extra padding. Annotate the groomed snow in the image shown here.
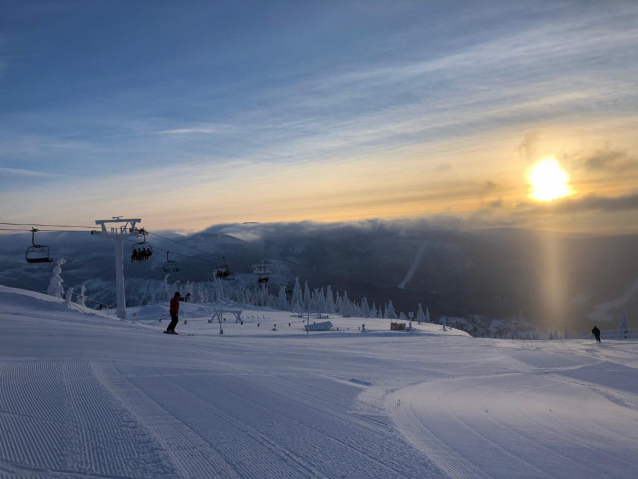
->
[1,285,638,478]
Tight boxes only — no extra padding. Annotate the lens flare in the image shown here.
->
[528,158,572,202]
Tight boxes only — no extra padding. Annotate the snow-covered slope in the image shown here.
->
[1,285,638,478]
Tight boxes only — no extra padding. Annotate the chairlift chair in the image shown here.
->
[25,228,53,264]
[131,228,153,262]
[215,256,234,280]
[253,263,273,285]
[163,251,180,273]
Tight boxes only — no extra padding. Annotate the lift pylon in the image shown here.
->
[91,218,142,319]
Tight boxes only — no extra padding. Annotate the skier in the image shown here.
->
[166,291,184,334]
[592,326,601,343]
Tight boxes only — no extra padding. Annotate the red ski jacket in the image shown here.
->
[170,296,181,313]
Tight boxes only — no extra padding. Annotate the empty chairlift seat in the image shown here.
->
[25,228,53,264]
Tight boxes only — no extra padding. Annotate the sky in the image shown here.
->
[1,0,638,234]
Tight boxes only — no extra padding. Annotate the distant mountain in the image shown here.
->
[1,222,636,333]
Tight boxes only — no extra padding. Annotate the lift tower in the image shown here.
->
[91,217,142,319]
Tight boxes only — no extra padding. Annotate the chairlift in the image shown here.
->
[163,251,180,273]
[253,263,273,285]
[25,228,53,264]
[131,228,153,263]
[215,256,234,280]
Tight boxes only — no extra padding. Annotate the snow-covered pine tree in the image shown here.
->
[292,299,303,316]
[416,303,426,323]
[399,312,407,321]
[325,286,335,313]
[47,258,66,298]
[351,301,361,317]
[316,287,326,313]
[291,277,303,310]
[76,285,87,306]
[196,283,204,303]
[361,297,370,318]
[156,275,169,301]
[278,286,288,310]
[386,300,397,319]
[65,287,73,308]
[617,312,628,339]
[303,281,311,311]
[425,308,431,323]
[335,292,342,314]
[341,291,351,317]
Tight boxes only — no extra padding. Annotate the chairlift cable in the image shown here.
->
[145,231,255,270]
[0,222,94,229]
[0,228,93,233]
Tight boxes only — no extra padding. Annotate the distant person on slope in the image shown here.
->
[592,326,601,343]
[166,292,184,334]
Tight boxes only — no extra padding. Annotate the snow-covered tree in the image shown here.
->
[316,287,326,313]
[47,258,66,298]
[292,299,303,316]
[325,286,335,313]
[65,287,74,308]
[303,281,311,311]
[617,312,628,339]
[416,303,426,323]
[341,291,351,317]
[335,292,342,314]
[386,300,397,319]
[76,285,87,306]
[350,300,361,317]
[291,277,303,309]
[361,297,370,318]
[425,308,431,323]
[399,312,407,321]
[195,283,204,303]
[277,286,288,310]
[370,302,377,319]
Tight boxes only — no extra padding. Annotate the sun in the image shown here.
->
[528,158,572,202]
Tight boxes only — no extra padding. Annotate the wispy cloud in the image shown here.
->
[0,167,60,178]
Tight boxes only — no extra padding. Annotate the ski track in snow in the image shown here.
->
[387,373,638,479]
[2,286,638,478]
[398,243,427,289]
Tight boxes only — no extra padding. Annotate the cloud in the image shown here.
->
[480,181,499,196]
[521,192,638,215]
[0,167,60,178]
[570,146,638,174]
[154,123,241,136]
[518,131,540,164]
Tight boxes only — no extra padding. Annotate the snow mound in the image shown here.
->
[0,284,106,317]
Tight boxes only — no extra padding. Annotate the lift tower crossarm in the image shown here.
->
[91,217,142,319]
